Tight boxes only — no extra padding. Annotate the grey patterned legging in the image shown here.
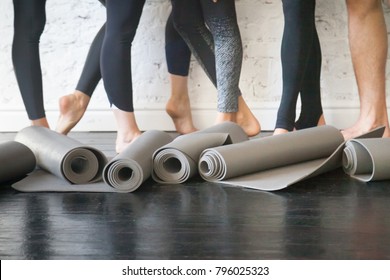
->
[170,0,242,113]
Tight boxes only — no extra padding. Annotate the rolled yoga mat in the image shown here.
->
[343,138,390,182]
[12,130,173,193]
[0,141,36,185]
[198,125,385,191]
[14,126,107,184]
[152,121,249,184]
[103,130,173,192]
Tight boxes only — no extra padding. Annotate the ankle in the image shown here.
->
[73,90,90,108]
[216,112,237,123]
[167,94,190,106]
[273,128,290,135]
[31,117,49,128]
[116,130,142,153]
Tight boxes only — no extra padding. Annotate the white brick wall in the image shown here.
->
[1,0,390,131]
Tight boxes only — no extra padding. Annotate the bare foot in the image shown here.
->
[215,112,237,124]
[113,109,142,154]
[56,91,90,135]
[166,96,197,134]
[341,112,390,140]
[115,132,142,154]
[341,120,390,140]
[31,117,50,128]
[236,96,261,137]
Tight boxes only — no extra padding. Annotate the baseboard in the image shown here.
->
[0,107,380,133]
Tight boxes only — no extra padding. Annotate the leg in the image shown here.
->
[164,12,197,134]
[274,0,318,134]
[112,109,141,154]
[201,0,242,114]
[170,0,217,84]
[102,0,146,153]
[342,0,389,139]
[295,0,325,130]
[200,0,247,129]
[57,0,106,134]
[201,1,260,136]
[171,0,260,136]
[166,74,198,134]
[12,0,49,127]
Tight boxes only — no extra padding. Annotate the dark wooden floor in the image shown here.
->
[1,131,390,260]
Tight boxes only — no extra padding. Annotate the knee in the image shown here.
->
[346,0,382,18]
[106,21,138,45]
[31,16,46,40]
[203,14,242,43]
[171,15,204,36]
[282,0,315,17]
[14,13,46,42]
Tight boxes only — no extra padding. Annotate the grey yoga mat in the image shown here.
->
[198,125,385,191]
[12,130,173,193]
[103,130,173,192]
[15,126,107,184]
[152,121,249,184]
[0,141,36,184]
[343,138,390,182]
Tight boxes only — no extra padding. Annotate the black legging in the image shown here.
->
[12,0,146,117]
[100,0,146,112]
[275,0,323,131]
[77,6,192,97]
[12,0,106,119]
[12,0,47,120]
[75,0,106,97]
[170,0,243,113]
[165,12,191,77]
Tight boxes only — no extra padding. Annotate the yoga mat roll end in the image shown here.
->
[0,141,37,184]
[63,147,108,184]
[103,160,144,192]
